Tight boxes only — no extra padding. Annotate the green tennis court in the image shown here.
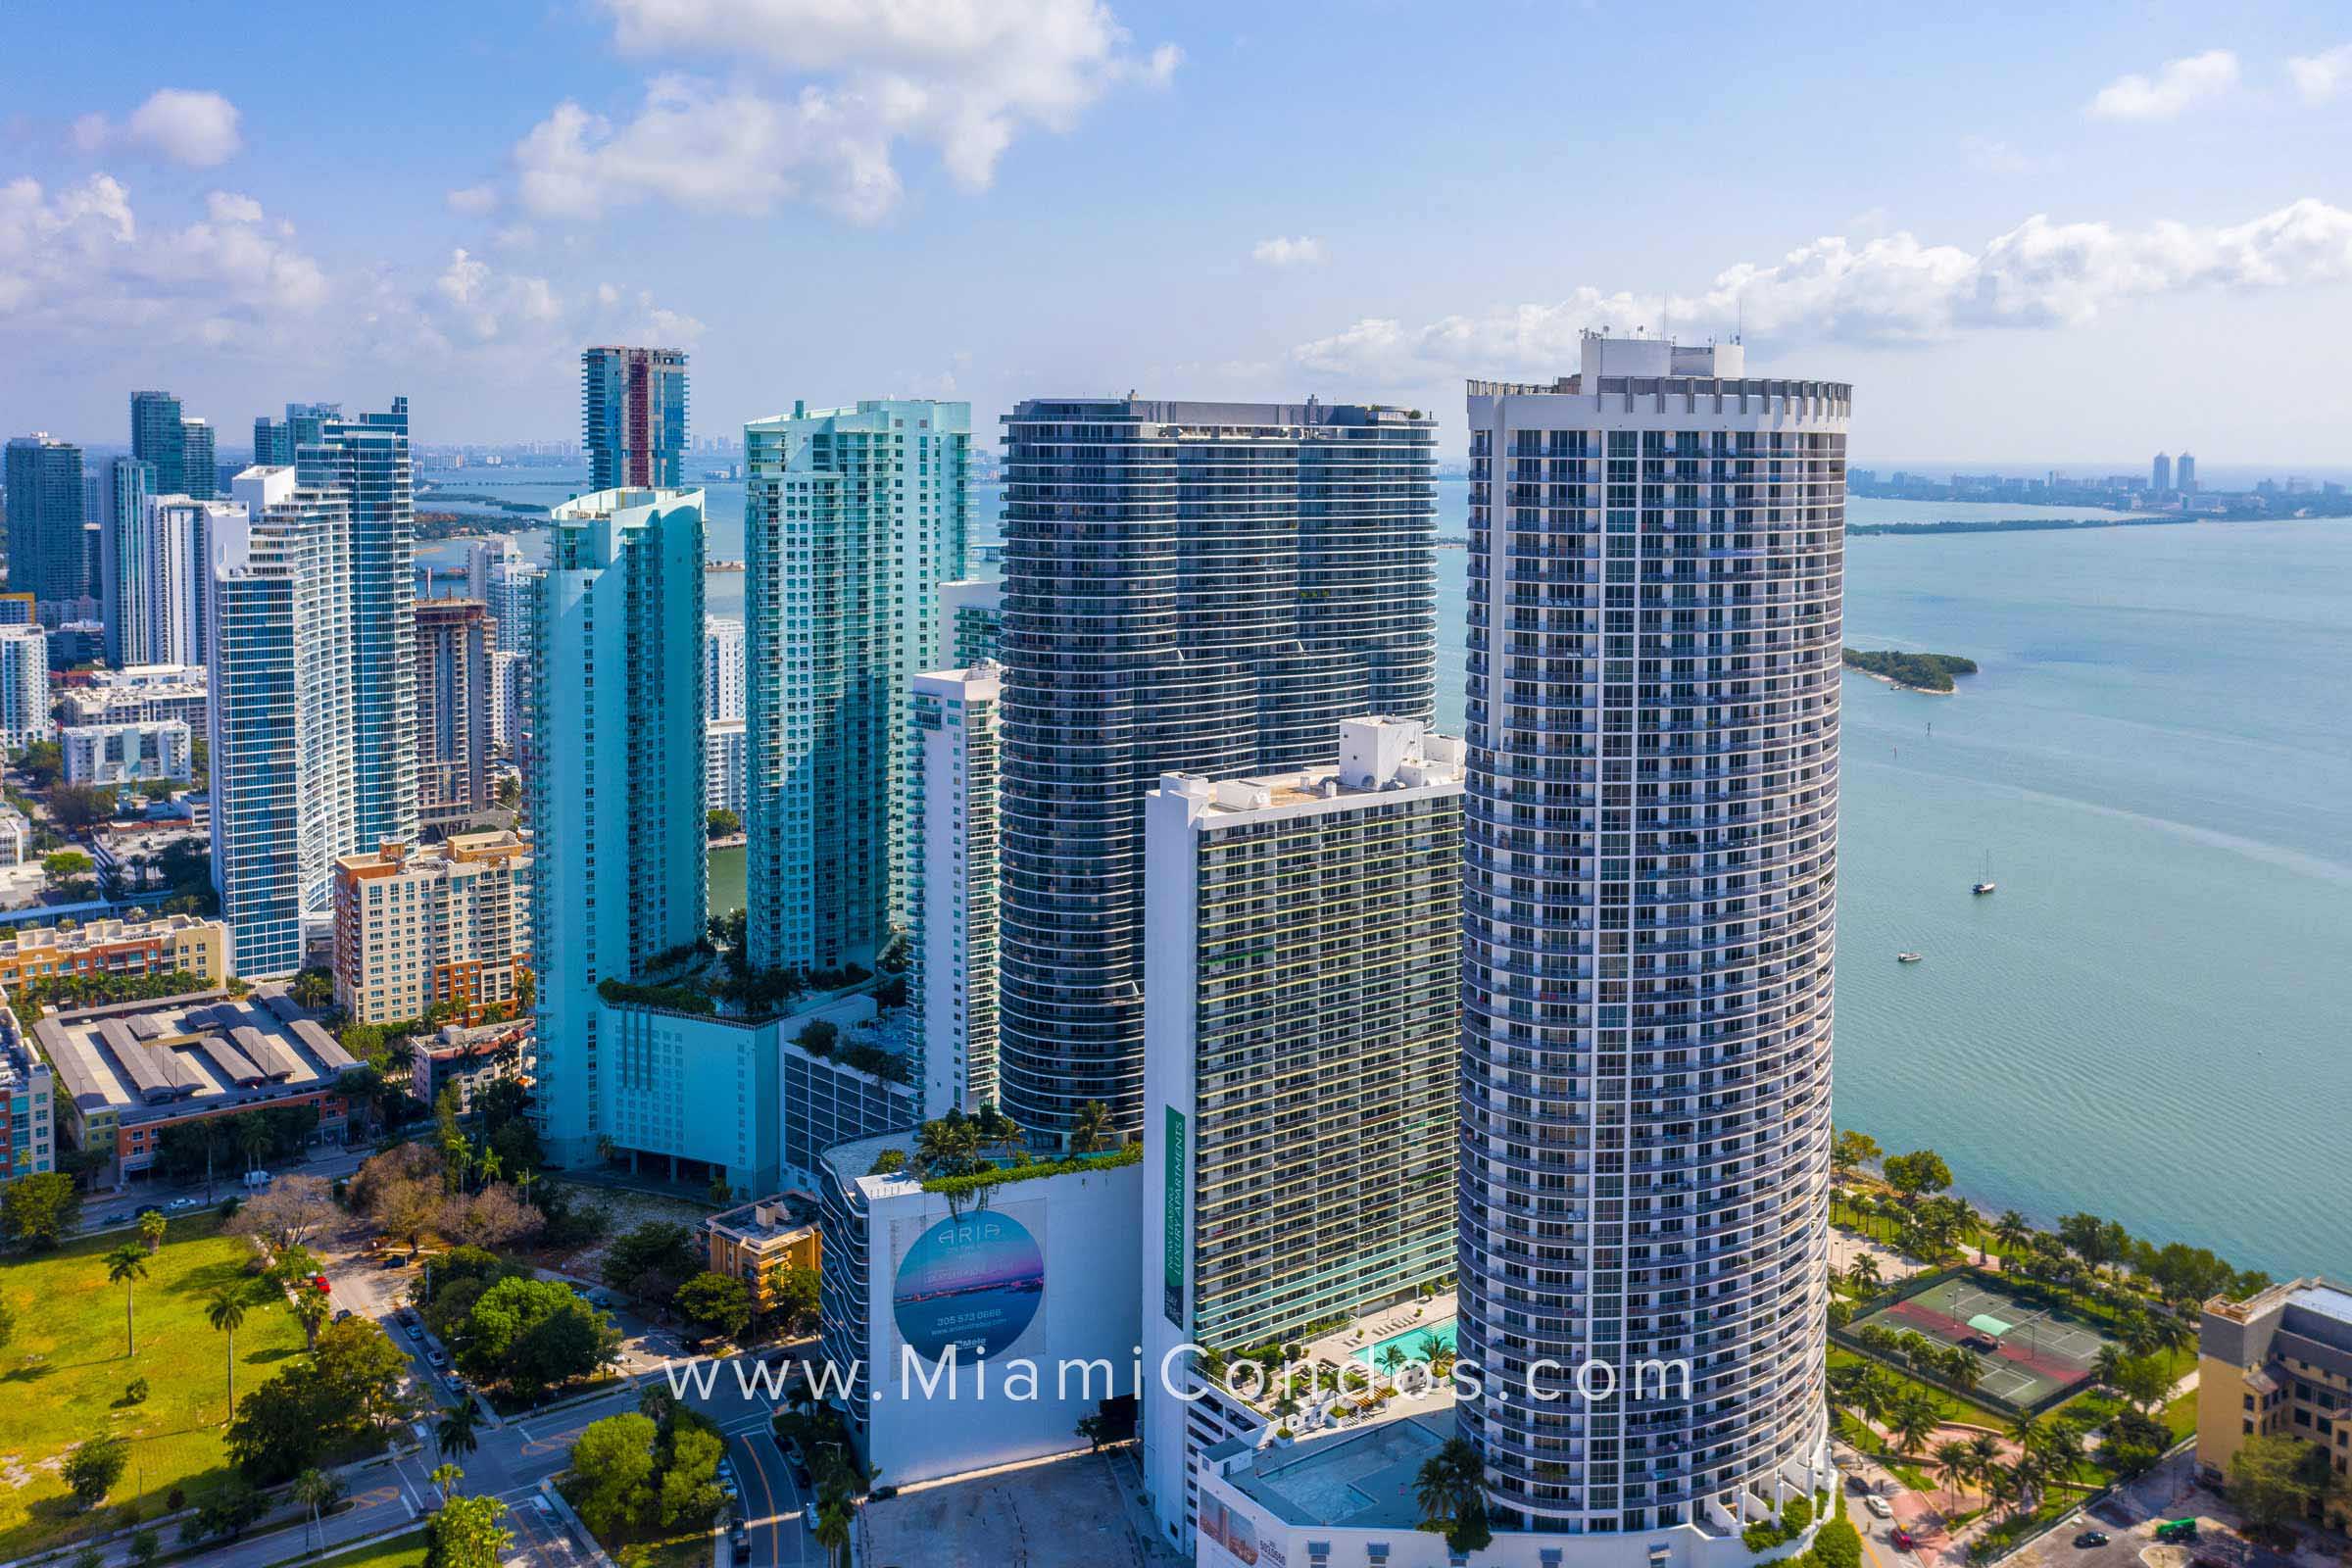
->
[1849,1271,2120,1409]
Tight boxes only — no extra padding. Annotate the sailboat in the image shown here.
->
[1896,952,1924,963]
[1972,851,1997,897]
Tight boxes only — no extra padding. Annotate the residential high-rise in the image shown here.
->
[938,578,1003,665]
[1141,716,1464,1550]
[179,419,217,500]
[743,399,969,975]
[416,599,494,828]
[253,402,342,466]
[299,400,416,854]
[4,434,87,607]
[208,465,356,976]
[996,396,1436,1135]
[528,486,707,1168]
[2152,452,2174,494]
[130,391,185,495]
[704,717,747,817]
[1458,336,1844,1539]
[909,662,1000,1119]
[61,719,191,785]
[703,615,745,721]
[332,832,531,1025]
[145,497,233,667]
[488,649,525,756]
[2178,451,2198,492]
[467,537,541,764]
[0,626,50,754]
[582,347,689,492]
[94,458,150,666]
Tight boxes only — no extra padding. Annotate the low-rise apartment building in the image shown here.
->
[409,1016,531,1113]
[704,1191,821,1317]
[61,663,208,731]
[2199,1278,2352,1526]
[0,914,229,991]
[0,993,55,1176]
[62,719,193,785]
[332,832,531,1025]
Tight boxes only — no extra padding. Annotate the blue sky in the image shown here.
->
[4,0,2350,465]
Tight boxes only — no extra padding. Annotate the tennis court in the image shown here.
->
[1849,1271,2118,1408]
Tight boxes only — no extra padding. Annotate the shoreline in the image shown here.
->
[1845,667,1958,697]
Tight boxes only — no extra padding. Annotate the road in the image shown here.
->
[727,1419,814,1568]
[75,1141,375,1237]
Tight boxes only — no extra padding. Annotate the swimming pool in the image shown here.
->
[1352,1318,1457,1366]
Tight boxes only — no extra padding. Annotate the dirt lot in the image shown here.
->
[520,1178,718,1279]
[860,1448,1183,1568]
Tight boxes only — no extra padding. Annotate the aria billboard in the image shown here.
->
[890,1202,1047,1363]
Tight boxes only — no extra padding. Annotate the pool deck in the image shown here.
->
[1219,1409,1456,1531]
[1307,1290,1456,1370]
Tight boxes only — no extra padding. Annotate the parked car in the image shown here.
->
[2074,1532,2111,1548]
[426,1348,448,1368]
[102,1211,129,1226]
[134,1203,163,1218]
[311,1273,331,1293]
[729,1522,749,1552]
[332,1308,353,1323]
[167,1197,201,1211]
[1865,1495,1894,1520]
[1892,1527,1918,1551]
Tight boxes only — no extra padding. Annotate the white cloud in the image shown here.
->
[1286,198,2352,386]
[506,0,1178,223]
[2086,50,2238,121]
[2287,44,2352,103]
[1959,135,2036,175]
[73,89,244,167]
[1251,235,1326,268]
[446,184,499,216]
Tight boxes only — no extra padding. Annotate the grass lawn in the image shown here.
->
[609,1531,715,1568]
[0,1214,308,1557]
[288,1527,430,1568]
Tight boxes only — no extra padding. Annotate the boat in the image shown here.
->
[1972,851,1997,896]
[1896,952,1924,963]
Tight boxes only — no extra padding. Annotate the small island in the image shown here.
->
[1841,648,1979,694]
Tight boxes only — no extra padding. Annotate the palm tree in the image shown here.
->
[1993,1209,2034,1261]
[2093,1344,2128,1390]
[436,1400,482,1462]
[290,970,333,1011]
[1887,1391,1945,1458]
[291,1286,330,1350]
[2148,1310,2194,1373]
[1845,1253,1883,1296]
[1069,1100,1114,1154]
[104,1244,149,1356]
[1966,1432,2004,1494]
[206,1283,252,1417]
[136,1208,168,1254]
[431,1462,465,1501]
[292,1468,342,1555]
[233,1113,271,1174]
[812,1498,853,1568]
[1933,1438,1974,1505]
[1415,1438,1480,1532]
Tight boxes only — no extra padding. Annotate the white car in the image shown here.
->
[1865,1495,1894,1520]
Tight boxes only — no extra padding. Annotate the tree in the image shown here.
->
[443,1182,541,1249]
[602,1220,701,1303]
[311,1316,413,1435]
[207,1282,255,1418]
[1881,1150,1953,1203]
[137,1207,169,1253]
[673,1271,753,1343]
[126,1528,161,1567]
[795,1019,839,1058]
[1,1170,83,1247]
[437,1399,483,1461]
[62,1433,129,1508]
[657,1414,726,1527]
[1932,1438,1974,1503]
[2228,1434,2330,1536]
[1844,1253,1882,1296]
[2114,1353,2173,1411]
[814,1496,854,1567]
[377,1176,446,1258]
[456,1276,620,1398]
[706,808,741,838]
[1070,1100,1114,1153]
[51,785,118,833]
[105,1243,149,1355]
[568,1411,658,1537]
[291,1285,331,1350]
[292,1468,343,1556]
[1411,1437,1493,1555]
[767,1263,821,1339]
[1886,1390,1945,1458]
[229,1173,338,1253]
[1831,1128,1881,1181]
[424,1492,513,1568]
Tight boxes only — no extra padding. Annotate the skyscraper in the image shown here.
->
[703,615,745,721]
[145,497,232,668]
[995,396,1436,1135]
[95,457,151,666]
[253,402,342,467]
[582,347,689,492]
[909,662,1000,1119]
[1458,336,1844,1539]
[742,399,969,975]
[529,486,708,1168]
[415,599,493,828]
[131,391,185,495]
[2178,451,2198,492]
[299,400,416,854]
[0,626,50,754]
[2152,452,2174,494]
[4,434,87,607]
[208,465,356,976]
[179,418,217,500]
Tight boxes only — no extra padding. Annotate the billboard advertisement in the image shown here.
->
[890,1202,1047,1363]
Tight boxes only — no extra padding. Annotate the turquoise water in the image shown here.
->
[427,472,2352,1279]
[1354,1319,1459,1366]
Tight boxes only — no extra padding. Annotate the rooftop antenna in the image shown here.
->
[1736,292,1744,346]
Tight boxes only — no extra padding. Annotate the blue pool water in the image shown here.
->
[1354,1319,1459,1366]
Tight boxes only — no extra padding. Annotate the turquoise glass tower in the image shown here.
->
[741,399,969,975]
[528,486,709,1167]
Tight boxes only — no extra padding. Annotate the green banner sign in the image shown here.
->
[1162,1105,1186,1328]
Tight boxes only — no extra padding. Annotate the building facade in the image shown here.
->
[416,598,494,827]
[909,664,1000,1119]
[0,914,229,990]
[743,399,970,975]
[63,663,207,731]
[4,434,86,608]
[0,994,54,1178]
[1456,337,1845,1541]
[332,832,531,1026]
[1140,717,1465,1551]
[705,717,747,816]
[996,396,1436,1136]
[0,626,50,754]
[938,578,1003,665]
[704,614,745,721]
[253,402,341,467]
[62,719,192,785]
[130,391,186,496]
[528,487,708,1168]
[2197,1279,2352,1527]
[94,458,151,667]
[583,346,689,492]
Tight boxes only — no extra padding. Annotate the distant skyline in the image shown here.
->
[4,2,2352,464]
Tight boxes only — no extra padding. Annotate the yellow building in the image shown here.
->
[2197,1277,2352,1526]
[0,914,229,991]
[331,832,531,1026]
[704,1193,821,1319]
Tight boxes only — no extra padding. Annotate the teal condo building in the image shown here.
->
[742,399,969,975]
